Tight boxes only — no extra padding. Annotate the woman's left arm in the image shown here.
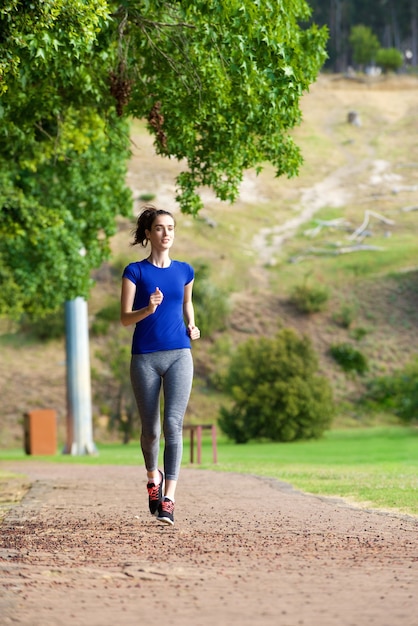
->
[183,280,200,340]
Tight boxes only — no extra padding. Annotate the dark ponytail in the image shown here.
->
[131,205,175,247]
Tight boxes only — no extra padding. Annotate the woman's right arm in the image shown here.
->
[120,277,163,327]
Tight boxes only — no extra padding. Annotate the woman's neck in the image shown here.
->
[147,252,171,268]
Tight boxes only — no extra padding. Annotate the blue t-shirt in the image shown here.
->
[122,259,194,354]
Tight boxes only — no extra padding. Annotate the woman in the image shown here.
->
[120,205,200,526]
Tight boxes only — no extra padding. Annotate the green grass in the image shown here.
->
[273,232,418,288]
[208,426,418,517]
[1,426,417,517]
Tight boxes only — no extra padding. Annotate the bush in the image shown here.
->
[138,193,156,202]
[333,302,358,329]
[364,358,418,423]
[19,308,65,340]
[290,283,330,314]
[349,327,368,341]
[91,301,120,336]
[93,329,139,443]
[376,48,403,73]
[329,342,368,375]
[192,261,230,337]
[218,328,334,443]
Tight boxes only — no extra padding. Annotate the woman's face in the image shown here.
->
[145,214,175,251]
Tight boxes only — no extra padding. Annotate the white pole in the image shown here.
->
[63,297,97,455]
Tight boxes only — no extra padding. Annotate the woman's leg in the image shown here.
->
[162,349,193,500]
[130,354,162,475]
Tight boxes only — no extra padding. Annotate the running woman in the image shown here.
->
[120,205,200,525]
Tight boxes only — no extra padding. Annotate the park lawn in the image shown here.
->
[207,427,418,517]
[1,426,417,517]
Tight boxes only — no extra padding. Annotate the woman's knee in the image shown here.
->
[141,427,160,446]
[163,417,183,443]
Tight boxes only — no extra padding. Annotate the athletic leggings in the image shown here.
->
[130,349,193,481]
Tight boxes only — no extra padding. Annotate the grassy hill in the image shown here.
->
[1,73,417,448]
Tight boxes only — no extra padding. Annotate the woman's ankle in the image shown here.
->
[147,470,161,485]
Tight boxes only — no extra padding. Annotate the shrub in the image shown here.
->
[93,329,138,443]
[329,342,368,374]
[91,301,121,336]
[290,283,330,313]
[192,261,230,337]
[349,327,368,341]
[19,308,65,340]
[376,48,403,73]
[138,193,156,202]
[365,358,418,423]
[333,303,358,329]
[218,328,334,443]
[96,301,120,322]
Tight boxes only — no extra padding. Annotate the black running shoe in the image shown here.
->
[157,497,175,526]
[147,470,164,516]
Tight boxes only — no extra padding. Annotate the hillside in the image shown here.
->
[1,73,418,448]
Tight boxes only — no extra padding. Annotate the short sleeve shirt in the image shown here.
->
[122,259,194,354]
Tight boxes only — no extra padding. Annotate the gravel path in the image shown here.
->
[0,462,417,626]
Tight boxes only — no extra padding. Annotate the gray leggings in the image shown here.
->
[130,349,193,481]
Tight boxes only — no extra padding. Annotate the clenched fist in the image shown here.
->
[187,324,201,341]
[148,287,164,313]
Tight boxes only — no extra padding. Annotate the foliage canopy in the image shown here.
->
[348,24,380,67]
[1,1,327,315]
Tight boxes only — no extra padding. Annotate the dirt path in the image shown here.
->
[0,462,417,626]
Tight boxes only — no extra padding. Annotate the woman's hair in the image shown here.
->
[131,205,175,247]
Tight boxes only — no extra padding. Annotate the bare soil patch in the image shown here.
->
[0,462,417,626]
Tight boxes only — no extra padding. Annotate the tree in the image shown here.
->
[0,123,131,316]
[0,1,131,316]
[349,24,380,68]
[1,1,327,316]
[308,0,416,71]
[112,1,328,213]
[218,328,335,443]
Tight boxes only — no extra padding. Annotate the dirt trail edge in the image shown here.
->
[0,462,417,626]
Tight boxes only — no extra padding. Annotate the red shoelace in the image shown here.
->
[147,483,160,500]
[160,499,174,514]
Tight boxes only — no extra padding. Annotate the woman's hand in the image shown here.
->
[148,287,164,313]
[187,324,200,340]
